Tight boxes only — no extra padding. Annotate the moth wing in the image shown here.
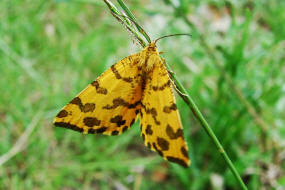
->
[139,57,190,167]
[54,53,142,135]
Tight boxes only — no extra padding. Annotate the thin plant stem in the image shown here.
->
[165,64,248,190]
[117,0,151,43]
[163,0,272,145]
[103,0,146,47]
[102,1,248,189]
[164,0,280,174]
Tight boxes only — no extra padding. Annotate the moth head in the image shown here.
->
[146,42,158,52]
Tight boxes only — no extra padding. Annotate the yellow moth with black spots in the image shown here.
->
[54,42,190,167]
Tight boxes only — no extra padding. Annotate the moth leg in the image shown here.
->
[163,61,188,98]
[168,75,188,98]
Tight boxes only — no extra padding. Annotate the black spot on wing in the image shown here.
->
[111,131,119,136]
[103,98,140,110]
[166,156,188,168]
[83,117,101,127]
[152,143,163,156]
[91,80,108,95]
[130,119,135,126]
[88,128,96,134]
[56,110,68,118]
[88,127,107,134]
[181,146,189,158]
[145,124,153,135]
[70,97,95,113]
[163,103,177,113]
[122,126,128,132]
[111,64,133,83]
[110,115,126,127]
[96,127,108,133]
[157,137,169,151]
[166,124,184,139]
[54,122,83,133]
[140,103,160,125]
[152,79,171,91]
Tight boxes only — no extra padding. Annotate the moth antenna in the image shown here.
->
[154,34,192,44]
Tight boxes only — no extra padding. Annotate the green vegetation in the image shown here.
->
[0,0,284,189]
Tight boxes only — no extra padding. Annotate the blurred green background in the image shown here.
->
[1,0,284,189]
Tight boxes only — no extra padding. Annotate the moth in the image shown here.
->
[54,41,190,167]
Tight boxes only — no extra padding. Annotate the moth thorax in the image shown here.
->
[145,53,161,71]
[137,43,161,71]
